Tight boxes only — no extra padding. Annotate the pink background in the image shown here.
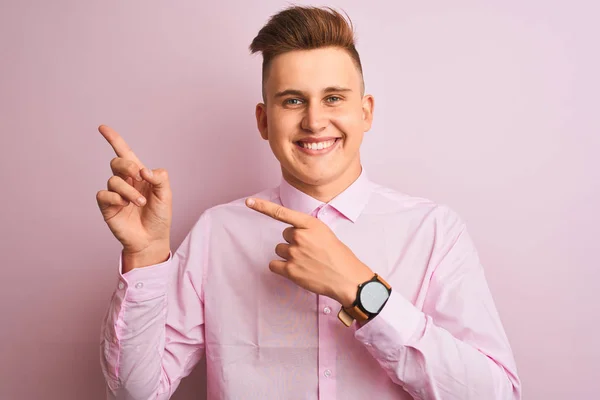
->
[1,1,598,399]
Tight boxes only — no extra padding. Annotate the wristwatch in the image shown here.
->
[338,273,392,327]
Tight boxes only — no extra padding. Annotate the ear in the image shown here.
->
[255,103,269,140]
[361,94,375,132]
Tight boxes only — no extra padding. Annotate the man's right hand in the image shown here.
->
[96,125,172,273]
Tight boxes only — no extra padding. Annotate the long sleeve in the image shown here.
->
[354,206,522,400]
[100,212,210,400]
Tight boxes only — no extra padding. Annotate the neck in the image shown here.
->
[281,162,363,203]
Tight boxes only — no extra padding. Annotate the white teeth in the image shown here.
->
[300,139,336,150]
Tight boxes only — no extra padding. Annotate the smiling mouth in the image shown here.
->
[294,138,341,151]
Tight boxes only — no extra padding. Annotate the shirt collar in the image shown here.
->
[278,167,373,223]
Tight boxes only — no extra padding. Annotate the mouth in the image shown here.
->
[294,138,342,155]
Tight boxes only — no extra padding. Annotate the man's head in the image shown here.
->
[250,6,374,196]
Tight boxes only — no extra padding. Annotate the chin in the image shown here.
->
[292,168,340,186]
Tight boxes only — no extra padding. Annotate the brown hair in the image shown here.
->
[249,6,364,100]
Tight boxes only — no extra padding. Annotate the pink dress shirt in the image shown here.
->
[100,168,521,399]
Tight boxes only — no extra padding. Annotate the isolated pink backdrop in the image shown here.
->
[1,1,598,399]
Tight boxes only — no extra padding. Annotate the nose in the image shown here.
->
[301,103,328,133]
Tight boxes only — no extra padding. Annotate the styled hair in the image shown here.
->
[249,6,364,100]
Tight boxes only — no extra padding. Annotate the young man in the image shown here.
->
[98,6,521,400]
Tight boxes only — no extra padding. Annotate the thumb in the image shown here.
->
[140,167,171,199]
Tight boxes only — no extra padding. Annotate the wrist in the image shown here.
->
[122,243,170,273]
[338,282,360,308]
[337,264,374,307]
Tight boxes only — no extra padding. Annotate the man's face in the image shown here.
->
[256,47,374,189]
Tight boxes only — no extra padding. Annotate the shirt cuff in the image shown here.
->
[115,251,173,302]
[354,290,424,359]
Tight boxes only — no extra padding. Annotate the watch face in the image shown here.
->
[359,281,390,314]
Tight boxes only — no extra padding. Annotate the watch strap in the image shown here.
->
[375,274,392,291]
[337,304,369,327]
[337,308,355,327]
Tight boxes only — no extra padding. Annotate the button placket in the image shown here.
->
[317,294,337,398]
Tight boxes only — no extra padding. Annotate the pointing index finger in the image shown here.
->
[246,198,312,228]
[98,125,145,169]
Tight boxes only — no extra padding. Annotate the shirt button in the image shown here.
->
[112,337,118,344]
[135,282,144,289]
[324,369,332,378]
[323,306,331,315]
[118,282,125,290]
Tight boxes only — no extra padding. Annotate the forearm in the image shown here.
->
[101,211,209,399]
[355,291,521,400]
[101,288,169,399]
[101,259,174,399]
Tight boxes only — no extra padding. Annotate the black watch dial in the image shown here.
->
[359,281,390,314]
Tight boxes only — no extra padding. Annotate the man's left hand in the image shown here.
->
[246,197,374,307]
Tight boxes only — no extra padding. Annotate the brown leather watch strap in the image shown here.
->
[344,304,369,322]
[337,308,354,327]
[376,274,392,290]
[337,304,369,327]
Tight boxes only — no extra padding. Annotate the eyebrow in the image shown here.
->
[274,86,353,98]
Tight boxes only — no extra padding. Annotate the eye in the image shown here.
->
[284,98,304,105]
[326,96,342,103]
